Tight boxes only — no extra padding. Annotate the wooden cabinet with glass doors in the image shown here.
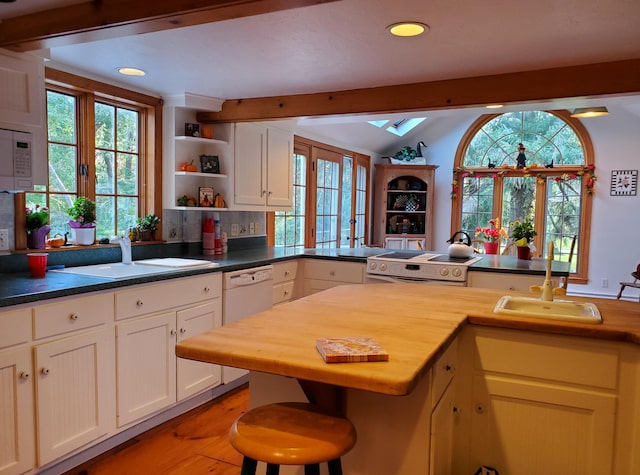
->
[373,164,437,250]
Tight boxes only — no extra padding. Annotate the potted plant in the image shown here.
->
[475,217,508,254]
[509,219,537,259]
[67,197,96,245]
[25,204,50,249]
[136,214,160,241]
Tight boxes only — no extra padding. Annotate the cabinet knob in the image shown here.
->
[170,329,177,336]
[180,328,187,334]
[445,363,455,374]
[19,371,30,381]
[40,368,50,376]
[284,290,289,296]
[204,286,210,293]
[136,300,144,307]
[284,271,290,277]
[262,190,267,196]
[268,191,272,196]
[69,313,79,321]
[329,271,336,276]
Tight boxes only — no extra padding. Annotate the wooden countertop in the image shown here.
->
[176,284,640,397]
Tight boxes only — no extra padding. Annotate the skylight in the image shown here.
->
[368,117,427,137]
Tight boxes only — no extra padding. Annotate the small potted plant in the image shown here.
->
[67,197,96,245]
[509,219,537,259]
[25,204,50,249]
[475,217,508,254]
[136,214,160,241]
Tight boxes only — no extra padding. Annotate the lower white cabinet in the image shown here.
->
[272,260,299,305]
[429,381,456,475]
[302,260,364,296]
[467,270,561,291]
[0,346,34,475]
[384,237,425,251]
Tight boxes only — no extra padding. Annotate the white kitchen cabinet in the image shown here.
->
[115,274,222,427]
[0,50,45,127]
[467,270,560,291]
[302,259,364,296]
[31,292,115,467]
[272,260,299,305]
[162,94,232,211]
[233,122,293,210]
[384,237,425,251]
[0,346,34,475]
[463,327,619,474]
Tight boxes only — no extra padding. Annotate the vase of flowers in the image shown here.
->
[26,205,50,249]
[475,217,507,254]
[509,219,537,259]
[67,197,96,245]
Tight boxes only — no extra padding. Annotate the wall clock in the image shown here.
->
[610,170,638,196]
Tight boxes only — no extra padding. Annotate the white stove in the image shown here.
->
[366,251,482,285]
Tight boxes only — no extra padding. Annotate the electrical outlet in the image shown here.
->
[0,229,9,251]
[601,278,608,288]
[231,223,239,236]
[249,222,255,234]
[253,222,260,235]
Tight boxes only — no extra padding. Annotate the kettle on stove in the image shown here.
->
[446,231,474,258]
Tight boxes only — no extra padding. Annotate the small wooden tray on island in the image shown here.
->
[316,337,389,363]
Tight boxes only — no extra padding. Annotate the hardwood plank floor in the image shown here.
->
[64,385,249,475]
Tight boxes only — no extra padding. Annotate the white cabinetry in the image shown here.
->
[0,50,45,127]
[272,260,299,305]
[468,271,560,291]
[31,293,115,466]
[233,122,293,210]
[0,308,34,475]
[163,94,232,211]
[463,327,618,474]
[384,237,425,251]
[302,259,364,296]
[115,274,222,427]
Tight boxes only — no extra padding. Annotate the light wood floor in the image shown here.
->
[64,385,249,475]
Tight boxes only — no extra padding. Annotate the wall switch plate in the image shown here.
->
[249,222,255,234]
[0,229,9,251]
[231,224,239,236]
[602,278,608,288]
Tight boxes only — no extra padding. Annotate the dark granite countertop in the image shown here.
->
[0,246,567,308]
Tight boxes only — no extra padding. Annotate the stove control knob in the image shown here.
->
[369,262,377,270]
[380,263,387,271]
[439,267,449,277]
[452,268,462,278]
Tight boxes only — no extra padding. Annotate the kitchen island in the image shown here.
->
[176,284,640,475]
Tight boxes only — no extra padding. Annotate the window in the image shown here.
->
[270,137,370,249]
[23,69,161,243]
[452,110,594,283]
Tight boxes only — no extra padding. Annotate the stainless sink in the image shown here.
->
[51,258,218,280]
[493,296,602,324]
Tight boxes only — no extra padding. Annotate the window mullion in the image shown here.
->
[79,92,96,199]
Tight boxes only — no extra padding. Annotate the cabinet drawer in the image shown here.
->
[0,307,31,349]
[473,327,619,390]
[116,273,222,320]
[431,338,457,407]
[273,281,295,305]
[304,260,364,283]
[272,260,298,284]
[33,293,113,340]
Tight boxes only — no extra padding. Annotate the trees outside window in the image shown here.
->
[452,110,594,283]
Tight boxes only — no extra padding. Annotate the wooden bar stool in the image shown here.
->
[229,402,357,475]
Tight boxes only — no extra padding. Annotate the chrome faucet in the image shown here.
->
[111,235,132,264]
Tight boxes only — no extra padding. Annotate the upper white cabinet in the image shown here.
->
[162,94,232,211]
[233,122,293,211]
[0,50,45,128]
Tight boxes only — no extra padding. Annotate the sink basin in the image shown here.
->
[51,259,218,280]
[493,296,602,324]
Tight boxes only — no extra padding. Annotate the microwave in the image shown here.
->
[0,128,33,191]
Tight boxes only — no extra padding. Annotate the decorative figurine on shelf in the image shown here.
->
[516,143,527,169]
[545,160,554,168]
[487,159,496,169]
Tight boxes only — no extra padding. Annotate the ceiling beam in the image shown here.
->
[0,0,340,52]
[196,59,640,123]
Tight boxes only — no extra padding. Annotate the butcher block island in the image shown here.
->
[176,284,640,475]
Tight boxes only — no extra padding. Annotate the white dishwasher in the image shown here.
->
[222,265,274,384]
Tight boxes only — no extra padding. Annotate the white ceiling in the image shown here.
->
[2,0,640,154]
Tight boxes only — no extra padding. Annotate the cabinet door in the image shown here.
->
[176,301,222,400]
[266,126,293,208]
[34,329,114,465]
[116,312,176,427]
[430,380,456,475]
[0,347,35,475]
[234,122,266,206]
[469,374,616,474]
[385,237,405,249]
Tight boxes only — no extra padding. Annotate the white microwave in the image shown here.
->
[0,128,33,191]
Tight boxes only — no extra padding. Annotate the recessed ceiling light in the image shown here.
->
[118,67,146,77]
[570,106,609,118]
[388,22,429,37]
[485,104,504,109]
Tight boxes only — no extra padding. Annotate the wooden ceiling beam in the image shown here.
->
[196,59,640,123]
[0,0,340,52]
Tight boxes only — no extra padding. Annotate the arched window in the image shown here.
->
[451,110,594,284]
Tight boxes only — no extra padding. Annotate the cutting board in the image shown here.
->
[137,258,218,268]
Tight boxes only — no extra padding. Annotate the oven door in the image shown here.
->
[365,274,466,286]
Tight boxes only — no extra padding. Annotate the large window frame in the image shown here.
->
[17,68,162,247]
[451,110,594,284]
